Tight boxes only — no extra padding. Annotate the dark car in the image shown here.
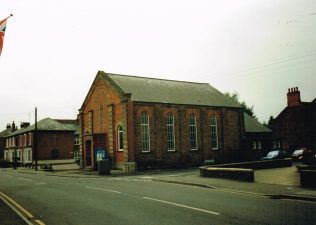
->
[291,149,304,161]
[261,150,289,160]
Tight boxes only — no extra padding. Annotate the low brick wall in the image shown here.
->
[200,167,254,182]
[297,165,316,172]
[299,170,316,188]
[200,158,292,182]
[210,158,292,170]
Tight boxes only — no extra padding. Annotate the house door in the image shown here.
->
[93,134,107,169]
[51,148,59,159]
[85,140,92,166]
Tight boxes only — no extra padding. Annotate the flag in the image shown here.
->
[0,14,13,56]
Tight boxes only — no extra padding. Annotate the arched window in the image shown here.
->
[118,126,124,151]
[141,112,150,152]
[210,116,218,150]
[167,113,175,151]
[189,114,198,150]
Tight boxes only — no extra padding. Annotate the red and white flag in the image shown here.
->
[0,14,13,56]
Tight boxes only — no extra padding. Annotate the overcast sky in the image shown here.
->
[0,0,315,129]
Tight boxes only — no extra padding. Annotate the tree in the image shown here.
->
[267,115,274,128]
[224,91,257,119]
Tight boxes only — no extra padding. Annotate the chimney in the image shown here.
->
[6,123,11,129]
[287,87,301,107]
[11,121,17,132]
[20,122,30,129]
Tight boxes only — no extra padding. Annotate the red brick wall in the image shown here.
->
[133,103,243,169]
[272,102,316,151]
[37,131,74,160]
[81,78,129,168]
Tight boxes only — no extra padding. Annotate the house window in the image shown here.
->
[74,137,79,145]
[118,126,124,151]
[24,149,32,162]
[253,141,262,150]
[189,114,198,150]
[73,150,80,159]
[141,112,150,152]
[17,150,22,162]
[253,141,257,149]
[24,134,27,146]
[28,133,32,145]
[18,137,21,146]
[9,151,12,162]
[210,116,219,150]
[27,149,32,162]
[276,141,281,148]
[257,141,262,149]
[4,151,8,160]
[167,113,175,151]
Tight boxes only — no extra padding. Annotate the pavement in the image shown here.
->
[0,198,28,225]
[1,164,315,225]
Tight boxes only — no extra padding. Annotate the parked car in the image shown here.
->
[261,150,289,160]
[291,149,305,161]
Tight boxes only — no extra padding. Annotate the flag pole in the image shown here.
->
[2,14,13,21]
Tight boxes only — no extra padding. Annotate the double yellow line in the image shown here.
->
[0,191,46,225]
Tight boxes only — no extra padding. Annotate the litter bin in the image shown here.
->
[98,159,111,175]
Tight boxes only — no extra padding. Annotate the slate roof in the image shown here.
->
[244,113,271,133]
[94,71,241,108]
[0,128,12,138]
[7,118,78,137]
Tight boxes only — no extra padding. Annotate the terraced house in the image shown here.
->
[3,118,78,165]
[79,71,247,171]
[0,123,15,160]
[271,87,316,152]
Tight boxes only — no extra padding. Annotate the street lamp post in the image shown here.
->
[34,107,38,171]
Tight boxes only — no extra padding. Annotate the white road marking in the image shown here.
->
[143,196,220,216]
[139,176,153,179]
[161,175,180,177]
[86,186,121,194]
[109,177,151,182]
[3,175,13,178]
[34,183,47,185]
[17,177,32,181]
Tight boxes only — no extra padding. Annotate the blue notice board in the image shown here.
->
[95,148,107,161]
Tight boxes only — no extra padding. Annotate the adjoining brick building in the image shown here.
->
[3,118,78,165]
[79,71,247,171]
[241,113,273,161]
[0,123,14,160]
[271,87,316,152]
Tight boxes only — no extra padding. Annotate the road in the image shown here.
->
[0,169,315,225]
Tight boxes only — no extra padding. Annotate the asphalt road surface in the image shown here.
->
[0,170,315,225]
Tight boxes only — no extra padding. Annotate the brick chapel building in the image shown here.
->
[271,87,316,152]
[79,71,247,171]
